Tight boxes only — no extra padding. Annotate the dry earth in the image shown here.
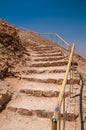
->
[0,19,86,130]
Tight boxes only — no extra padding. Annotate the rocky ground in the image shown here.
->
[0,19,86,130]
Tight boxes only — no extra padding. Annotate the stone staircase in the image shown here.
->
[5,37,81,129]
[0,30,80,130]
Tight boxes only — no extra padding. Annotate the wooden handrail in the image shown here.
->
[37,32,70,47]
[33,32,75,130]
[56,43,74,108]
[52,43,75,130]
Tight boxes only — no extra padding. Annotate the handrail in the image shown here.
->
[52,43,75,130]
[35,32,75,130]
[55,43,74,109]
[55,34,70,47]
[37,32,70,47]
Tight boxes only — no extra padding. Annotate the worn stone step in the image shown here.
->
[32,59,68,65]
[32,54,67,61]
[7,94,56,118]
[21,73,66,80]
[20,89,70,97]
[21,69,80,80]
[32,50,61,54]
[26,66,67,71]
[9,79,65,92]
[33,56,65,62]
[19,77,80,85]
[25,69,66,74]
[9,79,80,96]
[32,53,62,57]
[0,110,51,130]
[29,46,55,51]
[19,81,71,97]
[0,110,80,130]
[30,61,68,67]
[29,46,60,51]
[20,66,67,75]
[7,93,79,121]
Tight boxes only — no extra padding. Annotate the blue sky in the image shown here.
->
[0,0,86,58]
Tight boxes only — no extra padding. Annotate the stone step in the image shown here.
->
[21,73,66,80]
[32,53,62,57]
[19,66,67,75]
[9,79,80,96]
[7,94,56,118]
[16,80,80,95]
[0,110,80,130]
[20,89,70,97]
[19,77,80,85]
[33,56,65,62]
[11,79,59,91]
[32,50,61,54]
[0,110,51,130]
[21,69,79,80]
[7,93,79,121]
[30,61,68,67]
[29,46,59,51]
[5,78,80,94]
[19,81,71,97]
[18,83,80,98]
[31,59,68,65]
[26,66,67,71]
[25,69,66,74]
[29,46,60,51]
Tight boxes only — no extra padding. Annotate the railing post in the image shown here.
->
[52,106,60,130]
[50,34,53,42]
[55,35,58,45]
[52,117,57,130]
[63,97,65,130]
[58,110,61,130]
[62,41,64,56]
[84,117,86,130]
